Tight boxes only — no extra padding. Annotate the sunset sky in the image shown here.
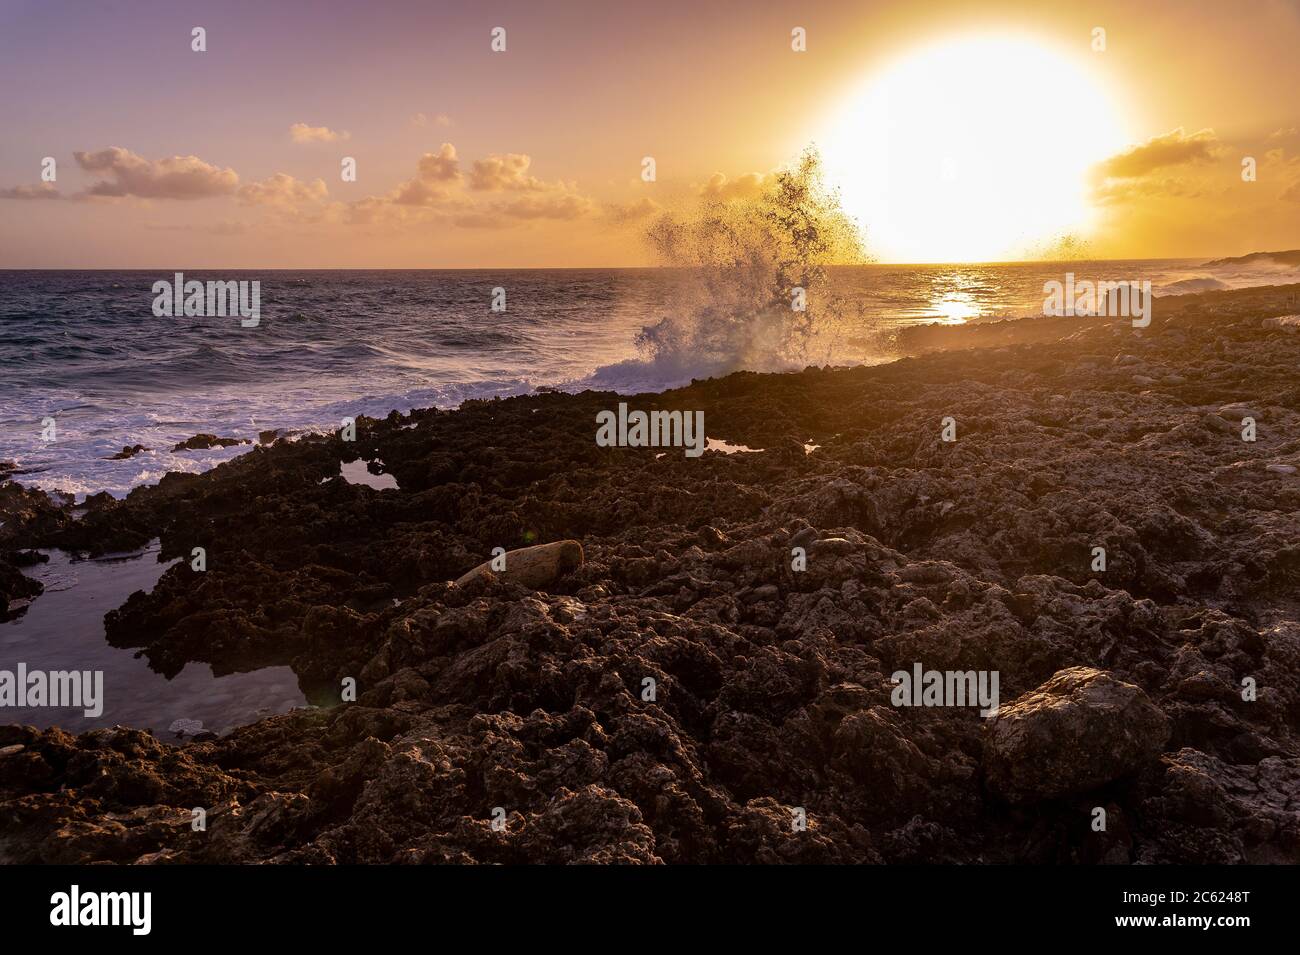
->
[2,0,1299,267]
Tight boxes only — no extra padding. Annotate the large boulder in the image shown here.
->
[983,667,1170,802]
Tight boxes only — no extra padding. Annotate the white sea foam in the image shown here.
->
[4,241,1298,500]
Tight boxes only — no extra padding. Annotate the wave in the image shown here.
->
[0,376,543,500]
[1155,255,1300,296]
[9,227,1300,501]
[1155,276,1230,295]
[587,148,877,391]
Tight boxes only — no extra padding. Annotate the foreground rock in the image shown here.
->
[2,283,1300,864]
[0,556,43,621]
[453,540,584,590]
[983,667,1171,803]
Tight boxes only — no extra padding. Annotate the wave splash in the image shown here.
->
[588,149,874,392]
[1154,251,1300,296]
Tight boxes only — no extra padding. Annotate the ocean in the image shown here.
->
[4,258,1299,500]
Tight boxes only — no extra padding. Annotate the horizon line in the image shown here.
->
[0,255,1241,272]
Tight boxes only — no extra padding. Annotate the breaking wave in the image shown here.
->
[588,148,877,391]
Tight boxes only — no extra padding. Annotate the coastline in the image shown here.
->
[8,258,1300,503]
[2,282,1300,863]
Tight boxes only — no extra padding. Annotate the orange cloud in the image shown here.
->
[698,171,772,200]
[498,191,592,220]
[1096,128,1222,179]
[416,143,461,182]
[469,153,545,192]
[1088,128,1228,205]
[346,145,590,227]
[603,196,661,224]
[289,123,350,144]
[73,147,239,199]
[238,173,329,207]
[391,144,462,206]
[0,183,60,200]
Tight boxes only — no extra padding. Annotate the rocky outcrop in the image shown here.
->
[2,283,1299,864]
[171,434,249,452]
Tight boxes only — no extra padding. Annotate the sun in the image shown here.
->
[819,33,1132,263]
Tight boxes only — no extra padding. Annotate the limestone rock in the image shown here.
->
[453,540,584,591]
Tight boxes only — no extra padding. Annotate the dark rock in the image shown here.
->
[1,283,1299,863]
[0,553,43,622]
[171,434,249,452]
[108,444,149,460]
[984,667,1170,802]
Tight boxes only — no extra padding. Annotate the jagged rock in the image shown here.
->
[0,554,43,622]
[171,434,249,452]
[2,284,1300,863]
[983,667,1171,802]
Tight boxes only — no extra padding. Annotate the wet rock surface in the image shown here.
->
[108,445,150,460]
[2,284,1300,864]
[170,434,250,453]
[0,557,44,622]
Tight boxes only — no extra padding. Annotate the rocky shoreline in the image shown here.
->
[2,283,1299,864]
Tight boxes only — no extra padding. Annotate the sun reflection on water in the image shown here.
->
[930,290,982,324]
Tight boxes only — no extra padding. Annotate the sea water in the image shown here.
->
[3,260,1298,500]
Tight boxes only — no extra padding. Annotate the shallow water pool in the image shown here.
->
[1,542,307,736]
